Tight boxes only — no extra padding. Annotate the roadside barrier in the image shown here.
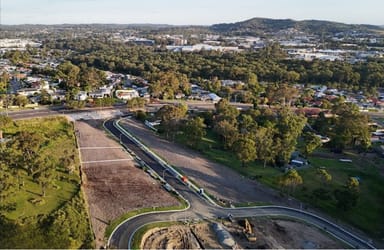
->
[114,119,217,205]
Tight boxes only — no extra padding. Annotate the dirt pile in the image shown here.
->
[224,217,344,249]
[141,226,201,249]
[141,218,344,249]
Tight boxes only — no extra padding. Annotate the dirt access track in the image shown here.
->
[141,218,344,249]
[75,120,179,248]
[119,118,288,206]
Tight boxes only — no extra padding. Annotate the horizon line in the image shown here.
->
[1,17,383,27]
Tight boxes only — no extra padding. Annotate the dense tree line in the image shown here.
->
[156,97,370,170]
[312,101,371,152]
[42,38,384,94]
[155,100,307,167]
[55,61,107,97]
[154,101,367,213]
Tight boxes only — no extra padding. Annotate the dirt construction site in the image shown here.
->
[140,217,345,249]
[75,117,350,249]
[75,120,179,248]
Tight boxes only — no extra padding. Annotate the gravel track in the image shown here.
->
[119,118,287,205]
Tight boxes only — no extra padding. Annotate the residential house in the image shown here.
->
[115,89,139,100]
[17,88,39,97]
[75,91,88,101]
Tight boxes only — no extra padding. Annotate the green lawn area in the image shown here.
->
[297,155,384,239]
[177,130,384,239]
[0,116,94,248]
[6,172,79,220]
[2,117,81,220]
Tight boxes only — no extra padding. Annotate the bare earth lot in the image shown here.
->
[120,118,288,206]
[141,218,344,249]
[75,120,179,247]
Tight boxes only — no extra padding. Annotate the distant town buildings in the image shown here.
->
[166,44,241,52]
[0,39,41,50]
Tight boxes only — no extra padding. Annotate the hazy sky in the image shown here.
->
[1,0,383,25]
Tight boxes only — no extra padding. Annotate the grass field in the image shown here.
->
[177,130,384,239]
[0,116,94,248]
[298,155,384,238]
[2,117,81,218]
[5,172,79,220]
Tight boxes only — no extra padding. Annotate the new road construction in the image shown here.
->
[6,107,379,249]
[105,118,375,249]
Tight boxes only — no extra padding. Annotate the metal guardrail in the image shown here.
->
[114,119,217,205]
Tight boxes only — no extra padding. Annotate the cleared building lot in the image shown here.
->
[75,120,179,248]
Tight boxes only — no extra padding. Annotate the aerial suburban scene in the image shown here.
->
[1,0,384,249]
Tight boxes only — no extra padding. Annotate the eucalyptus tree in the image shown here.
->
[317,168,332,184]
[233,135,257,167]
[302,132,322,157]
[156,104,188,140]
[279,169,303,195]
[9,131,45,176]
[182,117,206,148]
[274,107,307,165]
[330,102,371,152]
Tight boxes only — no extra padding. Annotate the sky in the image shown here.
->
[1,0,383,26]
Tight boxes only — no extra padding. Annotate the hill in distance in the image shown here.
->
[2,17,384,37]
[210,17,384,36]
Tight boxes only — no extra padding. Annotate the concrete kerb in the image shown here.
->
[221,205,375,249]
[128,220,182,249]
[246,212,354,248]
[114,119,217,206]
[107,207,191,249]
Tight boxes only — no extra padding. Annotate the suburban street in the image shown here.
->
[4,105,122,120]
[105,118,375,249]
[4,101,252,120]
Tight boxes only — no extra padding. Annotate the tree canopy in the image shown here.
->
[279,169,303,195]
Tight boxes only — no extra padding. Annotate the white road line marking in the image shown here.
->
[80,147,122,149]
[81,159,133,164]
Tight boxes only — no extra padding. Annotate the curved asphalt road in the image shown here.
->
[105,119,375,249]
[5,107,379,249]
